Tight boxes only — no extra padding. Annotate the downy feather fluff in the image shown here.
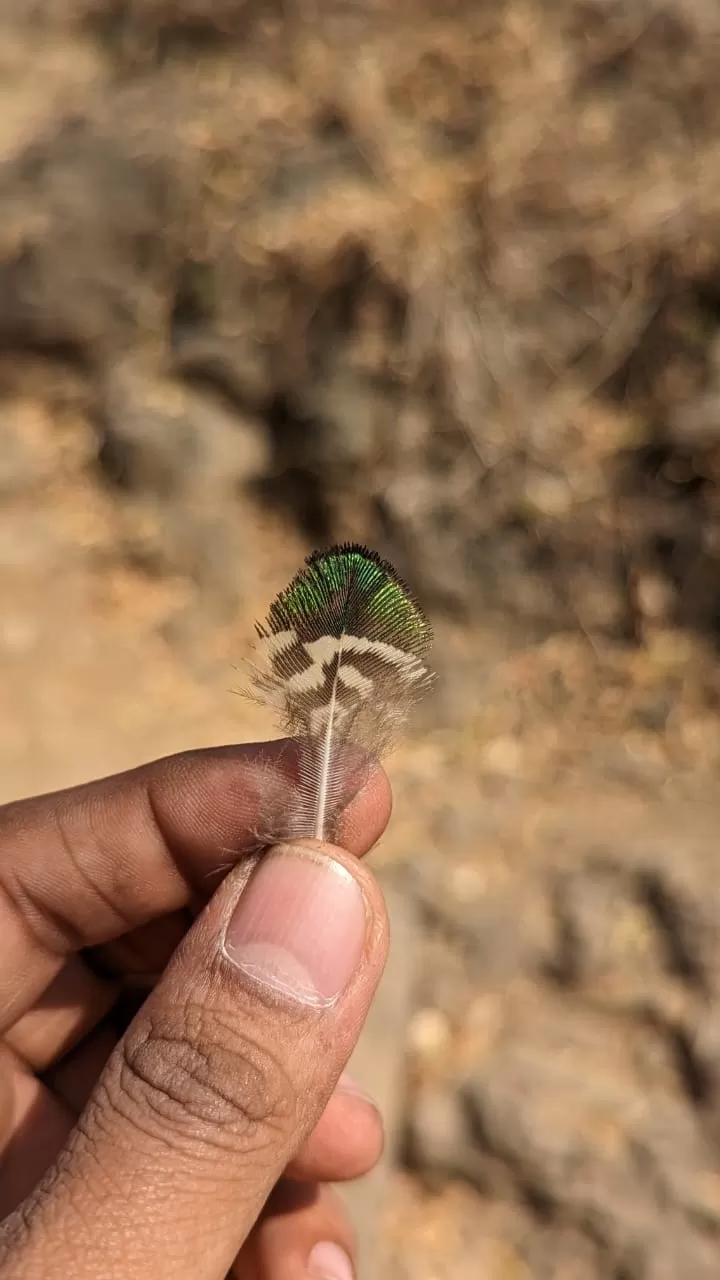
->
[248,543,433,842]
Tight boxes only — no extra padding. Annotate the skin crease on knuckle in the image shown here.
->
[0,1004,299,1276]
[89,998,299,1167]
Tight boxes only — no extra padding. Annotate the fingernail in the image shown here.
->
[223,846,367,1007]
[308,1241,355,1280]
[335,1071,378,1109]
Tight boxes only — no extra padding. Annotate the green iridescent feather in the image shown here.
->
[249,543,433,840]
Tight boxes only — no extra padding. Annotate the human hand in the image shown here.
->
[0,741,391,1279]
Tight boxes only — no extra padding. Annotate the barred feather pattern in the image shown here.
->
[249,544,433,841]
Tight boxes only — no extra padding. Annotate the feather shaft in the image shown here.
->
[312,626,347,839]
[314,685,337,840]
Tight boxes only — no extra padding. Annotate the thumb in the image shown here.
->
[1,842,388,1280]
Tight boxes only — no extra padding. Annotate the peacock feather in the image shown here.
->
[248,543,433,841]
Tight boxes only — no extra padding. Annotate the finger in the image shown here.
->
[0,742,391,1031]
[285,1074,383,1183]
[4,956,117,1071]
[6,912,194,1072]
[0,1044,74,1217]
[2,841,389,1280]
[0,1053,14,1153]
[85,909,195,987]
[234,1181,356,1280]
[42,1021,119,1114]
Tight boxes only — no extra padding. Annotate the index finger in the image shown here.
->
[0,741,391,1032]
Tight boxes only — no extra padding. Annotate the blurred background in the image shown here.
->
[3,0,720,1275]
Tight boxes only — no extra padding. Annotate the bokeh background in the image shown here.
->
[4,1,720,1275]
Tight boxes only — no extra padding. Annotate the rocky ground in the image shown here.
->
[4,1,720,1276]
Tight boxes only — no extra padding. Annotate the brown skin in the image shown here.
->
[0,742,392,1280]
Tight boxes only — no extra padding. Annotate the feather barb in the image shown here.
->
[247,543,433,842]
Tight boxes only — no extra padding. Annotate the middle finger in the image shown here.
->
[3,955,117,1071]
[6,909,195,1071]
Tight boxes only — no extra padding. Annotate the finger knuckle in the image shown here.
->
[107,1001,296,1153]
